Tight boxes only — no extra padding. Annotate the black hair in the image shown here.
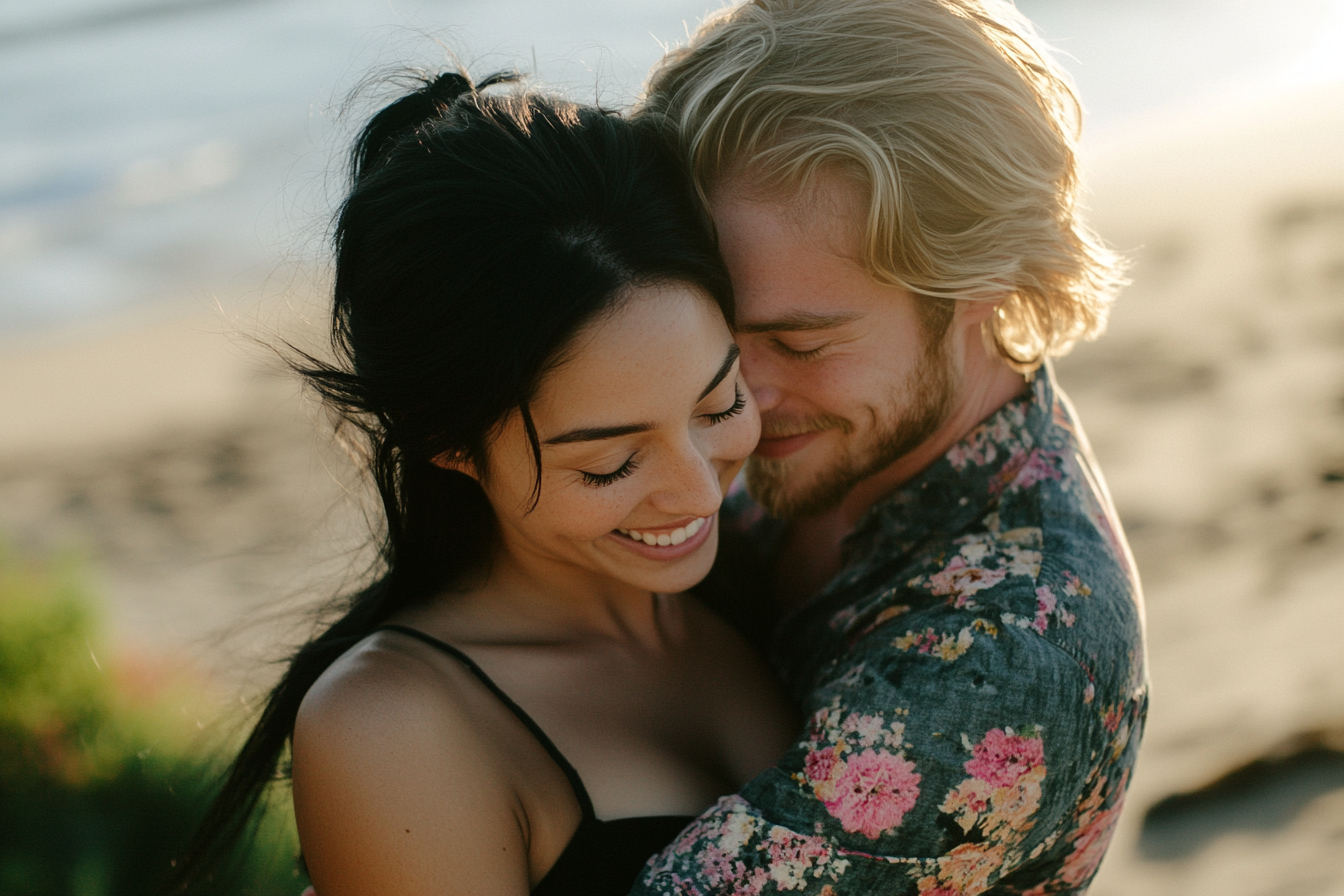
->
[172,68,731,889]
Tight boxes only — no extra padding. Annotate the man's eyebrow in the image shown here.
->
[699,343,741,401]
[733,311,860,334]
[542,345,740,446]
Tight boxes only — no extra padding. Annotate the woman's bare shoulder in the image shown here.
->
[297,630,470,736]
[292,631,531,896]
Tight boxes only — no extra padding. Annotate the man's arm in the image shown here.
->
[631,598,1138,895]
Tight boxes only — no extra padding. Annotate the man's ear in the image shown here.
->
[946,296,1005,360]
[952,295,1002,329]
[431,450,479,480]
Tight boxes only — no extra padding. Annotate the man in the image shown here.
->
[630,0,1147,893]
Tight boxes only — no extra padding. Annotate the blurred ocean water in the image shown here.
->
[0,0,1340,332]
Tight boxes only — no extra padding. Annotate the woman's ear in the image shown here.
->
[431,450,479,480]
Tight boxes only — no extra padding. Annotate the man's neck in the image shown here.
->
[770,357,1027,617]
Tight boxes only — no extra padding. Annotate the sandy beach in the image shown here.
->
[2,63,1343,896]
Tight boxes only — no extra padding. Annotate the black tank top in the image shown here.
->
[375,625,696,895]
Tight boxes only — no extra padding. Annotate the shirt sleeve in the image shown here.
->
[630,596,1107,895]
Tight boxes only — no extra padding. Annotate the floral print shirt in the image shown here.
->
[632,366,1148,895]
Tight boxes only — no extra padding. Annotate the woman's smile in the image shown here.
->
[606,514,715,560]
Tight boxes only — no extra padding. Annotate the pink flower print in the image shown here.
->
[764,828,833,890]
[914,879,959,896]
[1032,585,1075,633]
[913,843,1007,896]
[1083,681,1095,704]
[699,844,746,888]
[840,712,887,747]
[1014,449,1062,491]
[893,627,976,662]
[1032,586,1056,634]
[939,777,994,831]
[988,413,1016,443]
[940,842,1007,894]
[947,430,997,470]
[805,746,843,801]
[1063,571,1092,597]
[823,749,922,839]
[666,875,706,896]
[696,828,771,894]
[806,749,838,781]
[895,628,940,655]
[964,729,1045,789]
[985,765,1047,837]
[927,556,1007,607]
[988,447,1063,496]
[1060,771,1129,888]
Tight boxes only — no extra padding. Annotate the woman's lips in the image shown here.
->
[753,431,822,459]
[607,514,715,561]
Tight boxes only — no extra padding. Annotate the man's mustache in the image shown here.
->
[758,413,854,440]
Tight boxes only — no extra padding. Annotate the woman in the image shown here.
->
[178,70,795,895]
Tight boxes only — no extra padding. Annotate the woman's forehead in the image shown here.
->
[531,286,732,431]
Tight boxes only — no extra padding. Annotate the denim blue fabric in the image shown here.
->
[632,366,1148,895]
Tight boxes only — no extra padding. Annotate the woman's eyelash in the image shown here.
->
[579,386,744,485]
[579,455,639,487]
[704,384,748,425]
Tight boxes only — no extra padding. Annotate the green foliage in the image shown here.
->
[0,545,309,895]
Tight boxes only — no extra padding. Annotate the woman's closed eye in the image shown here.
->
[579,454,640,487]
[702,384,747,425]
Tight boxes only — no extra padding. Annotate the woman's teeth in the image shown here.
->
[618,517,707,547]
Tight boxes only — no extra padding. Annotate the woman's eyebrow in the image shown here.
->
[699,343,741,401]
[542,345,740,446]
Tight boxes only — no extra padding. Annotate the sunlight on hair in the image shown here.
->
[637,0,1129,371]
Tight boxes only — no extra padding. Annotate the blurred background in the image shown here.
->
[1,0,1342,893]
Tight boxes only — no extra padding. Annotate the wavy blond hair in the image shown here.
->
[637,0,1126,369]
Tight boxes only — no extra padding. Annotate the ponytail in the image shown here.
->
[167,71,501,893]
[351,69,520,181]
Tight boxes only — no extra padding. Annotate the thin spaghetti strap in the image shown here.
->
[373,624,597,820]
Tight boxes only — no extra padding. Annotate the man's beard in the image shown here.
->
[745,340,954,519]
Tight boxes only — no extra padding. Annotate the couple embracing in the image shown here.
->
[181,1,1147,893]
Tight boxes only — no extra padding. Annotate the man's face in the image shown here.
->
[713,174,956,518]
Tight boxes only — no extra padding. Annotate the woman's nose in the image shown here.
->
[654,440,725,517]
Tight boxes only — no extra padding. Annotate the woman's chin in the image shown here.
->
[601,527,719,595]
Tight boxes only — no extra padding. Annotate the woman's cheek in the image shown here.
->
[568,482,640,540]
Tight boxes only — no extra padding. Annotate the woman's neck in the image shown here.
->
[424,542,669,651]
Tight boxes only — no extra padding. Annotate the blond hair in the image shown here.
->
[637,0,1126,369]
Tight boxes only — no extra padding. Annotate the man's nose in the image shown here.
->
[738,343,784,412]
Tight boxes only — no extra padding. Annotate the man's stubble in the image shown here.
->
[744,337,954,519]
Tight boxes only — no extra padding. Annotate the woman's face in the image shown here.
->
[475,282,759,597]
